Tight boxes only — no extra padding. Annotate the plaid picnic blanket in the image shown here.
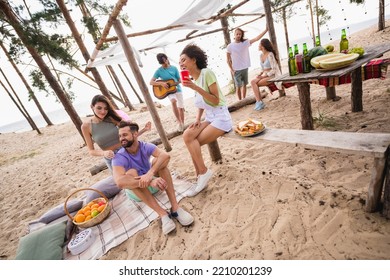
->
[266,58,389,91]
[313,58,389,87]
[63,176,194,260]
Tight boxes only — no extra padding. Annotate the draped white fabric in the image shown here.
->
[87,0,233,68]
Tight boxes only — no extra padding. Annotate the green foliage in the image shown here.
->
[270,0,295,23]
[350,0,365,4]
[305,0,331,26]
[30,69,49,94]
[31,0,63,26]
[313,108,339,129]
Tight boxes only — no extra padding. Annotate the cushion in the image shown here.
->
[125,186,159,202]
[38,199,83,224]
[84,176,122,203]
[15,221,67,260]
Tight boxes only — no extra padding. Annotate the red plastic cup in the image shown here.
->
[180,69,190,81]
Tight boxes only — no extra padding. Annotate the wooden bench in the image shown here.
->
[220,128,390,216]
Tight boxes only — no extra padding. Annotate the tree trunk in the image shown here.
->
[118,64,144,103]
[106,65,135,110]
[55,0,118,109]
[308,0,315,46]
[282,8,290,51]
[0,78,41,133]
[0,0,83,137]
[378,0,385,31]
[0,41,53,126]
[316,0,320,40]
[263,0,285,97]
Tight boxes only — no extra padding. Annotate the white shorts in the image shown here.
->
[168,91,184,108]
[205,106,233,132]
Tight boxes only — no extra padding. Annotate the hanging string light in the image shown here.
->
[319,0,332,41]
[338,0,350,37]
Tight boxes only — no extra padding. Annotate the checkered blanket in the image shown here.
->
[266,58,389,91]
[313,58,389,87]
[63,177,194,260]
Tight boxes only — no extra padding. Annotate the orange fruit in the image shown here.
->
[85,215,92,221]
[83,206,91,212]
[91,203,99,209]
[74,214,86,223]
[84,210,91,217]
[97,205,106,212]
[87,201,95,207]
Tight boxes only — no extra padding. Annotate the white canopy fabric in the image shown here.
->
[87,0,234,68]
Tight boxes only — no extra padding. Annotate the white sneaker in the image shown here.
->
[178,124,184,132]
[195,169,213,194]
[161,214,176,235]
[186,183,198,197]
[171,207,194,226]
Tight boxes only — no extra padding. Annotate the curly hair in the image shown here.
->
[180,43,208,69]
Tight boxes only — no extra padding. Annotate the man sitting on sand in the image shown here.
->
[112,121,194,235]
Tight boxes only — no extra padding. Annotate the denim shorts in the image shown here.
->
[104,148,121,173]
[233,68,249,86]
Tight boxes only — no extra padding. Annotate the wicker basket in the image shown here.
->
[64,188,111,228]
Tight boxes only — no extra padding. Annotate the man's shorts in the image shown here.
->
[167,91,184,108]
[233,68,249,87]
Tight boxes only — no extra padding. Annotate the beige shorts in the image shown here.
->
[167,91,184,108]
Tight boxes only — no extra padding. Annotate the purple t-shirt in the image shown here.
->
[112,141,157,175]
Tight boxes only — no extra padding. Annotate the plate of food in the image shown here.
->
[235,118,266,137]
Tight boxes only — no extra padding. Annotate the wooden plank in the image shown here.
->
[224,128,390,158]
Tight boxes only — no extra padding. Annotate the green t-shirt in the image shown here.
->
[195,68,226,107]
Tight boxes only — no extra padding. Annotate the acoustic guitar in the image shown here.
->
[152,79,177,99]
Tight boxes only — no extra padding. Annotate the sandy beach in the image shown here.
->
[1,22,390,260]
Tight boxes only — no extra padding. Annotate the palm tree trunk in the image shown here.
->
[0,0,83,137]
[0,40,53,126]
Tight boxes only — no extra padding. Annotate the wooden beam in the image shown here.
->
[112,19,172,152]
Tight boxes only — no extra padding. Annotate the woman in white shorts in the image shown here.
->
[179,44,233,197]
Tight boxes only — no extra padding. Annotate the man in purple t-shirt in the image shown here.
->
[112,121,194,235]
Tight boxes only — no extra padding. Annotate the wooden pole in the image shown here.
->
[382,149,390,218]
[297,82,313,130]
[112,19,172,152]
[262,0,285,97]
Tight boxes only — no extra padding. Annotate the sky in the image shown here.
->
[0,0,387,130]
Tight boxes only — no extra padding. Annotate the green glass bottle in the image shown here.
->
[288,47,297,76]
[315,35,321,47]
[294,44,299,56]
[340,28,349,53]
[302,43,311,73]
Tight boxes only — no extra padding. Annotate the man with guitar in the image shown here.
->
[150,53,185,132]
